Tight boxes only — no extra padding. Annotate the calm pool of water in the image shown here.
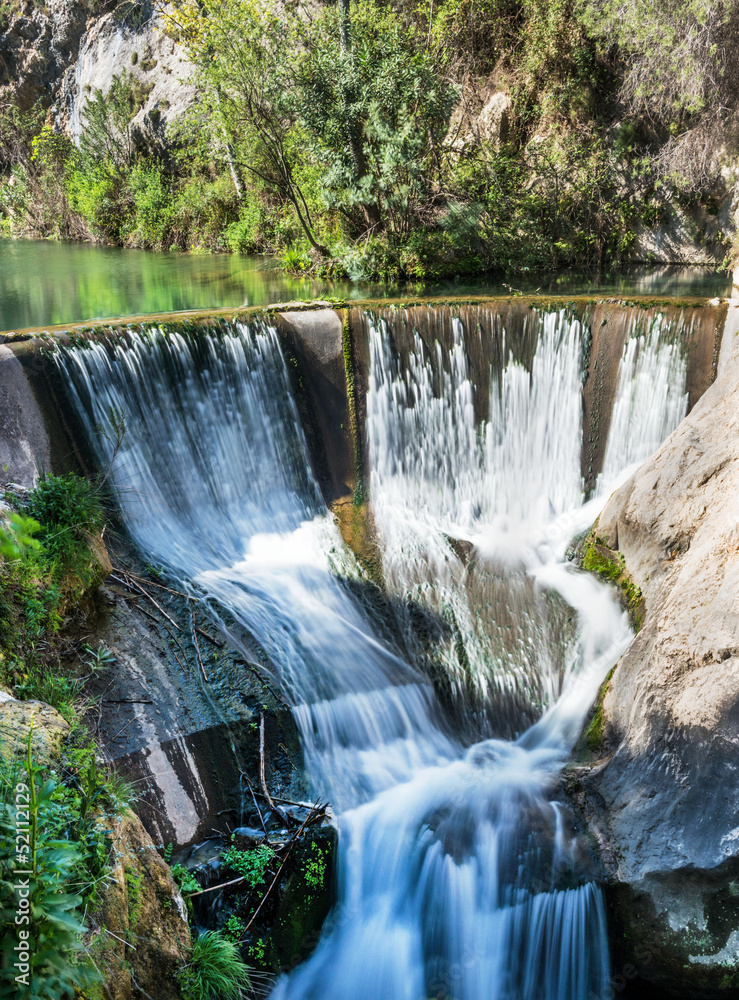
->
[0,237,732,332]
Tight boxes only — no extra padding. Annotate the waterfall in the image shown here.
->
[598,314,688,493]
[366,310,589,734]
[60,325,453,809]
[57,306,690,1000]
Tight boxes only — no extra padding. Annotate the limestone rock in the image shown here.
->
[85,811,191,1000]
[578,317,739,996]
[0,0,89,111]
[60,9,196,151]
[0,697,69,761]
[475,91,511,147]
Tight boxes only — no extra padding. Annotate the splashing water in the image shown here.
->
[58,307,689,1000]
[366,310,591,731]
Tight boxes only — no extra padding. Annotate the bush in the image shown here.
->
[126,162,175,248]
[0,733,113,999]
[0,475,108,717]
[178,931,252,1000]
[221,844,274,888]
[25,474,104,568]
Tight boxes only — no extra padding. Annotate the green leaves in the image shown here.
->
[295,1,456,235]
[222,843,275,888]
[0,514,42,564]
[0,740,103,999]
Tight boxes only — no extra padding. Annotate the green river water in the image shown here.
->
[0,236,733,332]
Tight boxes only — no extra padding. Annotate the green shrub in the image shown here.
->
[178,931,252,1000]
[282,244,312,273]
[0,475,109,717]
[222,915,247,942]
[0,514,42,563]
[0,733,110,998]
[126,162,175,248]
[221,844,274,888]
[25,474,104,568]
[171,862,202,895]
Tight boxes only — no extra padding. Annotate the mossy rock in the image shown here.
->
[81,812,191,1000]
[0,696,69,762]
[580,527,645,631]
[269,827,337,971]
[332,498,383,585]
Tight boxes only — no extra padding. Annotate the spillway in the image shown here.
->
[56,301,696,1000]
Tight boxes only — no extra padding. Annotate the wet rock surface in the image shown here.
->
[85,544,305,849]
[575,318,739,996]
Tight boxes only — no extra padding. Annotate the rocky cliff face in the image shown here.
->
[0,0,90,111]
[0,1,193,145]
[572,306,739,997]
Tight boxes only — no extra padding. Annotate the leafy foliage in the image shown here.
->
[1,0,736,273]
[221,843,275,888]
[0,731,120,998]
[0,475,108,719]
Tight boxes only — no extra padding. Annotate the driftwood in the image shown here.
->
[260,713,289,825]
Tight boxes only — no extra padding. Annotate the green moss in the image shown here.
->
[581,531,644,631]
[125,865,144,926]
[270,830,336,971]
[303,840,327,891]
[583,666,616,754]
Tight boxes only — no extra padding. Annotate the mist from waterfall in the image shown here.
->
[58,307,690,1000]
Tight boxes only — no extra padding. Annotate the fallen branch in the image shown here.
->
[194,625,224,648]
[190,600,209,683]
[111,573,180,631]
[185,874,247,898]
[116,569,197,602]
[104,928,136,950]
[260,713,288,825]
[242,773,268,837]
[251,790,320,810]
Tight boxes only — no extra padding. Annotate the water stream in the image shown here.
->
[58,306,689,999]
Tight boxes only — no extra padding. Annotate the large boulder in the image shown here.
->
[573,317,739,996]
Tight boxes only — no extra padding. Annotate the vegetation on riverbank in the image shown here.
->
[1,0,737,279]
[0,474,122,996]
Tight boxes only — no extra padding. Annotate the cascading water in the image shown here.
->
[60,325,453,809]
[598,314,688,493]
[57,306,690,1000]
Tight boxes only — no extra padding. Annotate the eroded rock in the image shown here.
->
[85,811,191,1000]
[0,696,69,760]
[577,318,739,996]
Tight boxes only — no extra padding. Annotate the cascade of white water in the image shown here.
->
[60,326,455,810]
[58,306,690,1000]
[366,310,590,729]
[598,313,689,494]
